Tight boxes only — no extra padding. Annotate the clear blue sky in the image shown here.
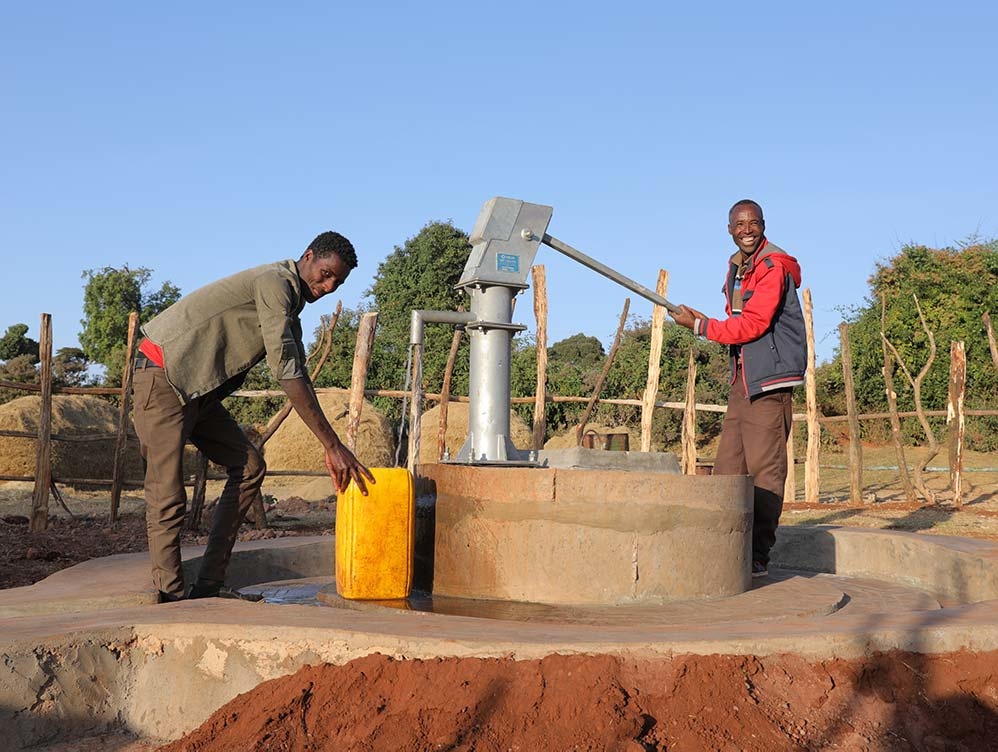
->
[2,2,996,373]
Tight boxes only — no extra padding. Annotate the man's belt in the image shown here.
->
[134,353,162,370]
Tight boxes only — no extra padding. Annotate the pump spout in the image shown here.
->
[409,310,475,347]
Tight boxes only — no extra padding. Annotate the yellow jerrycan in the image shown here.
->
[335,467,415,600]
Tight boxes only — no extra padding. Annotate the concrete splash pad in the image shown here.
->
[4,529,998,747]
[5,453,998,748]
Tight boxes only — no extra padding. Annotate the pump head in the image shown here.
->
[457,198,554,291]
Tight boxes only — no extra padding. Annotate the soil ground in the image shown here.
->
[160,651,998,752]
[5,445,998,751]
[0,477,335,590]
[783,445,998,539]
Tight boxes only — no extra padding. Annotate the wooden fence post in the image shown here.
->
[839,322,864,504]
[110,312,140,524]
[881,294,916,501]
[948,340,966,507]
[531,266,548,451]
[784,422,796,502]
[803,289,820,504]
[576,299,630,444]
[984,312,998,374]
[641,270,669,452]
[30,313,53,531]
[680,347,697,474]
[346,312,379,453]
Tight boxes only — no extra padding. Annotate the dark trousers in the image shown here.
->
[713,366,793,565]
[132,364,265,598]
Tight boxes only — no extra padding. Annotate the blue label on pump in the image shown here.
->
[496,253,519,273]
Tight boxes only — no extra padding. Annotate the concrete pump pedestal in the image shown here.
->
[418,463,754,605]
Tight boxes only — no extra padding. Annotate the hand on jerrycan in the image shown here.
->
[325,440,376,496]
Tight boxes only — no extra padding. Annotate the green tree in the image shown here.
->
[512,321,731,448]
[600,317,729,448]
[352,221,473,422]
[0,324,41,404]
[829,240,998,449]
[311,307,364,391]
[548,333,606,371]
[79,266,181,382]
[0,323,39,362]
[52,347,91,388]
[511,333,606,434]
[0,354,39,404]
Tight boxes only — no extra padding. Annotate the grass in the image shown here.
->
[783,445,998,539]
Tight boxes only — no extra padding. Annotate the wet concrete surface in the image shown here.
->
[245,569,941,628]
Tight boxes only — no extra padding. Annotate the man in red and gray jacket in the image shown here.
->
[671,199,806,577]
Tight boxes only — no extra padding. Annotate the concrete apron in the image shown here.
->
[6,527,998,745]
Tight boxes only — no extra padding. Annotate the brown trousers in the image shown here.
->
[713,365,793,565]
[132,363,265,598]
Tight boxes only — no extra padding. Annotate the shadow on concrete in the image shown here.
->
[771,526,839,573]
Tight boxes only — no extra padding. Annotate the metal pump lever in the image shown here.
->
[538,232,681,315]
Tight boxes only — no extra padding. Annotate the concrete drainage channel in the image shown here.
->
[5,522,998,748]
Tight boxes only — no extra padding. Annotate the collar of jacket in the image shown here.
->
[727,237,769,277]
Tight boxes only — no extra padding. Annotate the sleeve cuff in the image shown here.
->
[694,318,707,337]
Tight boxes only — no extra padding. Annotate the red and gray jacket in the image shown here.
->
[693,238,807,398]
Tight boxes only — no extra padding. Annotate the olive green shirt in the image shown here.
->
[142,260,307,404]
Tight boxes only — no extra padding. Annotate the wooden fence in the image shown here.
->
[4,272,996,530]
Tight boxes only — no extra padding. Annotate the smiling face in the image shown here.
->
[728,203,765,255]
[296,249,351,303]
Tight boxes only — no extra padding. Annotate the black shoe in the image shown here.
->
[217,586,264,602]
[187,582,263,602]
[751,561,769,578]
[157,590,184,604]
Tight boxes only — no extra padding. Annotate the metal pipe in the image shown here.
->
[465,285,515,462]
[406,309,475,467]
[541,233,680,314]
[409,310,476,346]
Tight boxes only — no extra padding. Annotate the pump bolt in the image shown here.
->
[520,228,535,242]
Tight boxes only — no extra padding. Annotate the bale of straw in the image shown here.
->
[0,394,144,483]
[264,388,395,473]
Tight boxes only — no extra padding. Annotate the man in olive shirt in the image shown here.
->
[133,231,374,602]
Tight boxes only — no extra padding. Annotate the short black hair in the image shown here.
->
[307,231,358,269]
[728,199,764,223]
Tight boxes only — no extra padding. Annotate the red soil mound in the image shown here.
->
[161,649,998,751]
